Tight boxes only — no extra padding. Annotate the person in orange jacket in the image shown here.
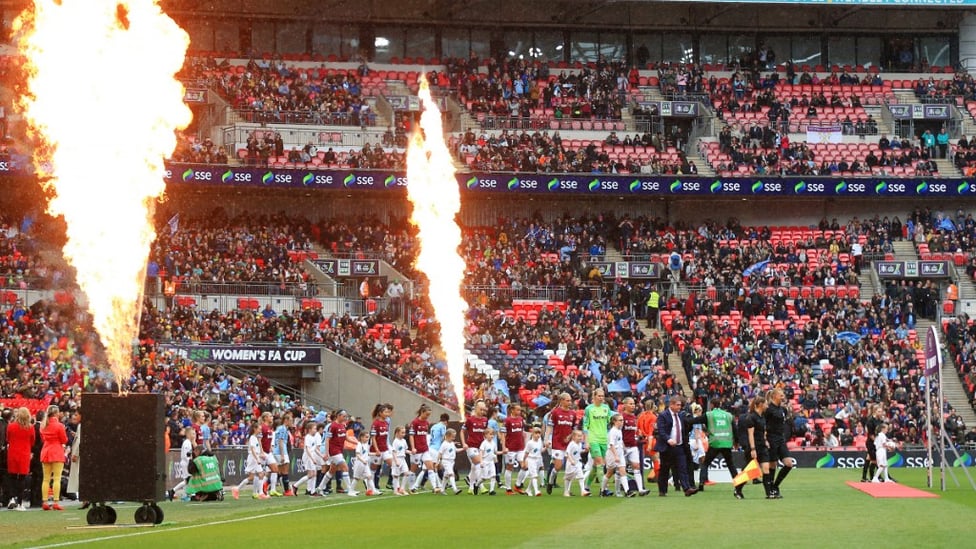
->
[39,405,68,511]
[636,399,659,484]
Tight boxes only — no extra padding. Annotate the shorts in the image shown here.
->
[301,455,321,473]
[352,461,370,479]
[565,464,583,479]
[440,460,455,476]
[411,450,435,465]
[264,453,278,467]
[245,456,264,475]
[767,441,792,464]
[466,447,481,462]
[624,447,640,465]
[505,451,525,466]
[370,455,382,466]
[327,454,346,467]
[589,442,608,459]
[866,439,878,458]
[524,459,542,477]
[751,446,770,464]
[876,449,888,466]
[606,452,623,470]
[480,461,497,478]
[380,450,393,462]
[392,457,408,476]
[550,449,566,461]
[274,452,290,465]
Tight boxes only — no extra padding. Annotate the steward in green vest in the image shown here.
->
[698,398,741,494]
[646,289,660,327]
[186,446,224,501]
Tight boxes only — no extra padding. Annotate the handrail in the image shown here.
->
[234,109,378,127]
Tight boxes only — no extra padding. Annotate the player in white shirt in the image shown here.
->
[478,428,500,495]
[563,430,588,496]
[603,414,630,497]
[437,429,463,495]
[232,422,269,500]
[352,431,380,495]
[292,422,323,495]
[168,426,196,501]
[522,427,545,496]
[871,423,898,483]
[390,427,410,495]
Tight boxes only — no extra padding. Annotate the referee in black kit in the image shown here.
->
[737,395,769,499]
[861,404,886,482]
[764,388,796,498]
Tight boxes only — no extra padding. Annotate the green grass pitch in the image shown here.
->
[4,469,974,548]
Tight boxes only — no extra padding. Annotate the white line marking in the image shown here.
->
[27,496,391,548]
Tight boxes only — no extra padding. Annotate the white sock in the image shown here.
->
[428,471,440,491]
[600,474,609,492]
[343,474,353,492]
[531,478,539,495]
[579,477,587,493]
[236,478,250,490]
[292,475,308,489]
[393,476,401,491]
[517,469,528,487]
[504,469,512,489]
[172,480,187,495]
[616,473,628,494]
[269,473,278,492]
[255,477,265,495]
[548,467,558,485]
[366,477,376,492]
[469,465,480,487]
[633,469,644,491]
[317,473,333,492]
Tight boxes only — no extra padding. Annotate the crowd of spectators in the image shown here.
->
[181,55,375,127]
[454,129,696,175]
[444,55,629,122]
[707,130,937,177]
[148,211,316,296]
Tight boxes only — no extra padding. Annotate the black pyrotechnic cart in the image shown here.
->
[79,392,167,525]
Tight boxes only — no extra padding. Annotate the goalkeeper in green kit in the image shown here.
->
[697,398,739,496]
[582,389,612,495]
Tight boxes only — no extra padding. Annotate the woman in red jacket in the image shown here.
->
[39,405,68,511]
[6,407,35,510]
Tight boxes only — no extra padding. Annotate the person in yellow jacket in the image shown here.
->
[646,288,660,328]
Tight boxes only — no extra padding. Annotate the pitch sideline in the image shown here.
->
[27,495,393,548]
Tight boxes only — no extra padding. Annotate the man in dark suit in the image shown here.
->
[654,395,698,497]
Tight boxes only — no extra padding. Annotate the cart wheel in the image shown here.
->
[134,504,157,524]
[149,503,164,524]
[103,505,117,525]
[86,506,104,525]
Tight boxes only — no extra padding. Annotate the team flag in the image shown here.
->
[733,459,762,486]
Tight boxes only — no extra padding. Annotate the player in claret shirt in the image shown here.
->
[370,404,394,491]
[461,400,489,495]
[621,397,650,496]
[501,403,528,494]
[544,393,577,494]
[259,412,281,496]
[323,410,358,496]
[409,404,439,493]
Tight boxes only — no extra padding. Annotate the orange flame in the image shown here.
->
[15,0,191,386]
[406,75,467,415]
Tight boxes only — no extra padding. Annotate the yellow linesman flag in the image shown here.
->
[733,459,762,487]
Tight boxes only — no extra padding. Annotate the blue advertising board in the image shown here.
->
[3,161,975,198]
[157,164,976,198]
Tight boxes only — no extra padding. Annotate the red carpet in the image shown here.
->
[845,480,940,498]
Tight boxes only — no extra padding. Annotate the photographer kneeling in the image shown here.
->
[185,445,224,502]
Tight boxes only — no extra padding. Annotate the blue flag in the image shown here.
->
[589,360,603,382]
[494,379,510,397]
[533,395,552,407]
[743,259,770,277]
[636,373,653,393]
[836,331,862,345]
[608,378,631,393]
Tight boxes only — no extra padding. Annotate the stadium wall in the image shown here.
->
[313,348,459,423]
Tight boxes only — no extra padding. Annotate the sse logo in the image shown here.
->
[669,181,681,193]
[709,181,721,193]
[751,181,762,193]
[343,174,356,187]
[508,178,519,190]
[794,181,806,193]
[816,454,836,468]
[629,180,641,192]
[958,182,971,195]
[588,179,600,192]
[222,170,233,183]
[182,168,194,182]
[916,182,928,194]
[262,171,274,184]
[548,178,560,191]
[466,177,479,190]
[835,181,847,194]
